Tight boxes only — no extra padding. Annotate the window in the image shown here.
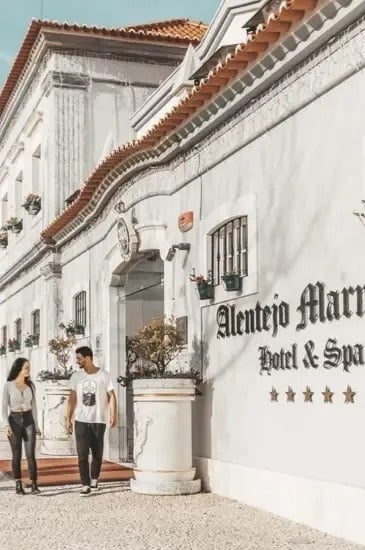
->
[15,318,22,346]
[1,326,7,348]
[211,216,248,286]
[31,309,40,336]
[15,172,23,218]
[32,145,41,194]
[74,291,86,328]
[1,193,8,227]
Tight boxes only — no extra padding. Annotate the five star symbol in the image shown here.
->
[303,386,314,403]
[343,385,356,404]
[269,387,279,402]
[285,386,296,402]
[321,386,334,403]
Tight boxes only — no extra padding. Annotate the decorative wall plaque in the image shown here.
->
[116,214,139,262]
[178,211,193,233]
[117,219,130,256]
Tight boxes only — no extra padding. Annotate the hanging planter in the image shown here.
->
[22,194,41,216]
[6,218,23,234]
[0,346,6,356]
[59,321,76,337]
[190,270,214,301]
[222,273,242,292]
[0,229,8,248]
[75,325,85,336]
[24,334,39,348]
[8,339,20,352]
[196,282,214,300]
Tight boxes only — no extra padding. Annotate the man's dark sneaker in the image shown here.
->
[80,485,91,496]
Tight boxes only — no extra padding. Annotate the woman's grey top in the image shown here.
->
[1,381,39,430]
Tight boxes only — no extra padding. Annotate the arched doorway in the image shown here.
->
[112,251,164,461]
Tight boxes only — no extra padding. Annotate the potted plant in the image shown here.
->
[8,338,20,352]
[117,317,202,496]
[0,228,8,248]
[222,270,242,291]
[24,333,39,348]
[75,324,85,336]
[58,321,76,337]
[6,217,23,234]
[189,269,214,300]
[38,332,76,456]
[0,345,6,356]
[22,193,41,215]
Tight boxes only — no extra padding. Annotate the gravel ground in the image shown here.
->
[0,473,363,550]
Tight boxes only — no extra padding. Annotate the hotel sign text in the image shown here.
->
[215,281,365,374]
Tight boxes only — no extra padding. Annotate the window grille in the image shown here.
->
[15,318,22,346]
[74,291,87,328]
[32,309,40,336]
[211,216,247,286]
[1,326,7,348]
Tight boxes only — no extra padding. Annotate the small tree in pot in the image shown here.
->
[118,317,201,386]
[37,333,75,382]
[118,317,202,496]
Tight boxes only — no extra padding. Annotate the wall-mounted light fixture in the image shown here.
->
[166,242,191,261]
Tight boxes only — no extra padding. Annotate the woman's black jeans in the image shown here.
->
[8,411,37,482]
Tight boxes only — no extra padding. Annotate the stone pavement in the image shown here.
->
[0,473,363,550]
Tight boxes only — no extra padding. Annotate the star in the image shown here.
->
[270,387,279,402]
[286,386,295,402]
[322,386,334,403]
[303,386,314,403]
[343,385,356,404]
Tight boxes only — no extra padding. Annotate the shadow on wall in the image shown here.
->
[190,335,213,458]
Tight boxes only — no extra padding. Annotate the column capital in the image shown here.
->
[42,71,90,95]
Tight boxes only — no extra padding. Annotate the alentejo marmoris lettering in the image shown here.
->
[216,281,365,339]
[214,281,365,373]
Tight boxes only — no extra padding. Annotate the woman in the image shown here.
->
[2,357,41,495]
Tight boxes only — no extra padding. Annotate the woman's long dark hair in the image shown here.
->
[7,357,35,393]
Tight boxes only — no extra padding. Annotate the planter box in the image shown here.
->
[40,380,75,456]
[130,378,201,495]
[27,206,40,216]
[222,274,242,291]
[197,283,214,300]
[11,225,22,234]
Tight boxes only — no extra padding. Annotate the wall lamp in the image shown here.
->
[166,242,191,261]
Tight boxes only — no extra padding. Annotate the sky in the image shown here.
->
[0,0,218,88]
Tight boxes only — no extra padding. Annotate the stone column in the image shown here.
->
[42,71,89,223]
[40,254,62,346]
[40,255,75,455]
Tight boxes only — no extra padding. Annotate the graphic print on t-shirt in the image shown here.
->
[82,379,97,407]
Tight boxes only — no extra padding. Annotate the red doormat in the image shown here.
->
[0,457,134,486]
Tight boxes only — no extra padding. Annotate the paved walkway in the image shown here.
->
[0,473,363,550]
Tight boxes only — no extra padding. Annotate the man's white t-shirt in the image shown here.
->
[70,369,115,424]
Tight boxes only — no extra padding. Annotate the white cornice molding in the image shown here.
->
[8,141,24,164]
[24,110,43,137]
[0,165,9,185]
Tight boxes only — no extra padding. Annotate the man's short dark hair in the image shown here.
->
[76,346,93,359]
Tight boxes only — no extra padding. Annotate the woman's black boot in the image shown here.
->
[15,480,25,495]
[30,481,40,494]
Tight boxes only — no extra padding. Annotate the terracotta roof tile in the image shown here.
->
[0,18,207,118]
[41,0,319,243]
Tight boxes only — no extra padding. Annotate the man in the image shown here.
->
[66,346,117,496]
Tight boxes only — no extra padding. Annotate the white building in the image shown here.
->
[2,0,365,544]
